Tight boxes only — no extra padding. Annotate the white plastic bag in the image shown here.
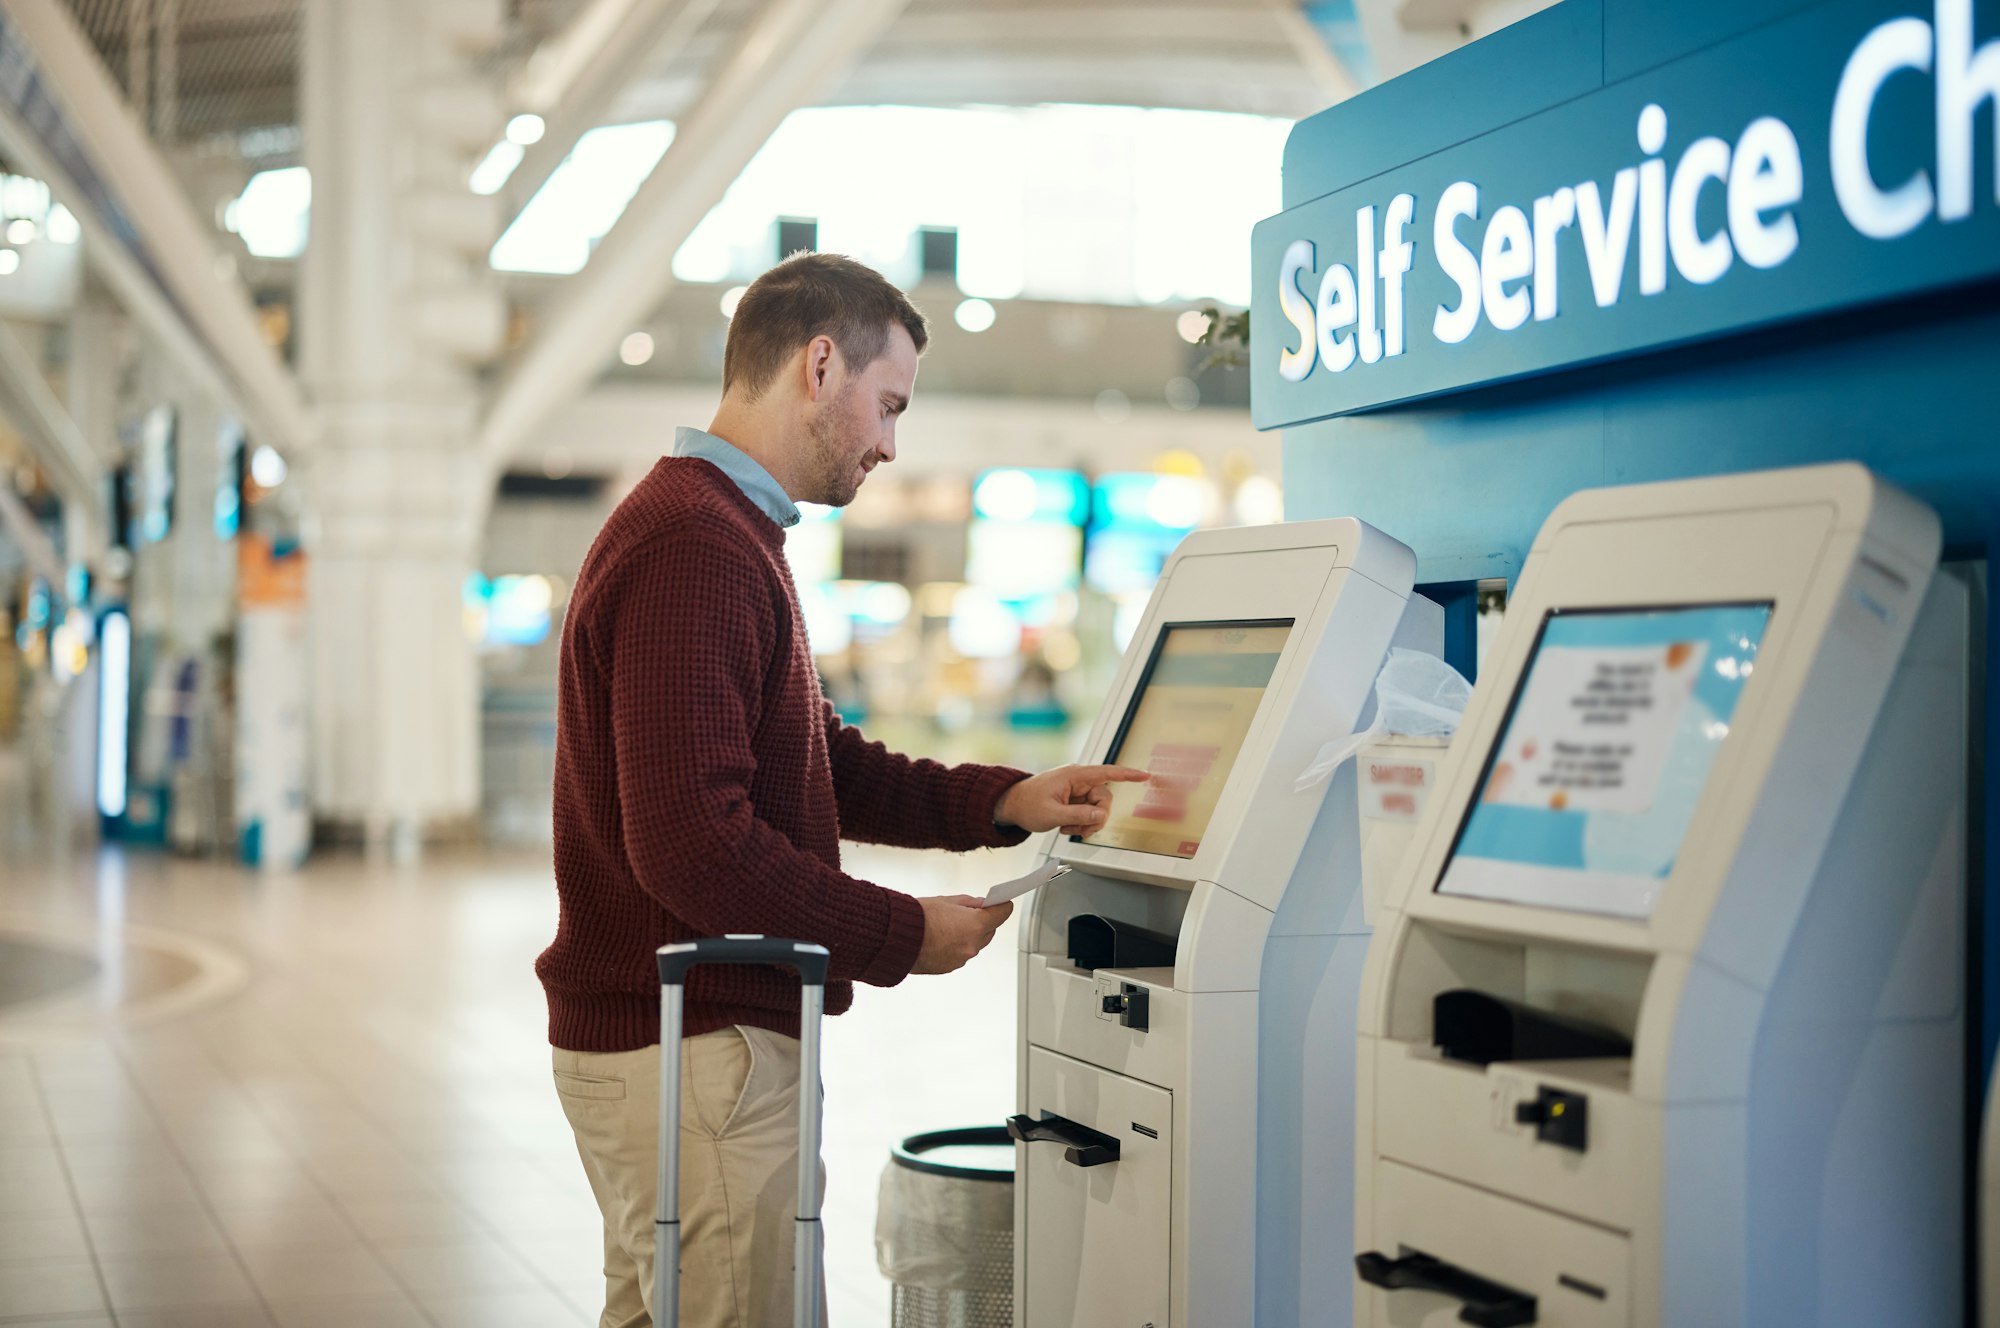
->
[1293,648,1474,791]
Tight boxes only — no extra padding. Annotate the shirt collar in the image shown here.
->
[671,426,801,529]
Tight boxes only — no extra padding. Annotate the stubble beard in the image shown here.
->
[802,392,867,507]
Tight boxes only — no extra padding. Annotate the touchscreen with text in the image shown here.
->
[1088,620,1293,859]
[1437,603,1771,919]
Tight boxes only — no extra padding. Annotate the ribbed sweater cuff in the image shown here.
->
[964,765,1032,848]
[859,889,927,988]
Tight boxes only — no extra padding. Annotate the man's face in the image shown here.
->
[799,323,918,507]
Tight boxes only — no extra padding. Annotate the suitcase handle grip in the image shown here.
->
[656,936,831,987]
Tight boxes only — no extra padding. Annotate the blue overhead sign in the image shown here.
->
[1252,0,2000,428]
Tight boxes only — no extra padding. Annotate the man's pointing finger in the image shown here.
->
[1074,765,1151,784]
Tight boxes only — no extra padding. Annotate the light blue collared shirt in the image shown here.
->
[671,426,800,530]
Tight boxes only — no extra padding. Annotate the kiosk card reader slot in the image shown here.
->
[1014,518,1441,1328]
[1354,465,1968,1328]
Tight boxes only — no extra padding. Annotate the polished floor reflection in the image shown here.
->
[0,839,1030,1326]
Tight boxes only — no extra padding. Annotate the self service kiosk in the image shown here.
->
[1354,464,1968,1328]
[1010,518,1439,1328]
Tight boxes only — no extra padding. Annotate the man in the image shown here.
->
[538,251,1144,1328]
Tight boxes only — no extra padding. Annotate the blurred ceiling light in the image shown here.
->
[619,331,654,366]
[972,468,1038,522]
[953,297,997,333]
[506,114,547,146]
[720,285,749,318]
[948,586,1021,659]
[1164,376,1200,411]
[1153,448,1205,478]
[226,166,311,258]
[5,219,34,245]
[915,581,964,616]
[1176,309,1211,344]
[1043,629,1082,672]
[45,205,79,244]
[798,583,853,656]
[1093,389,1131,424]
[517,574,554,614]
[1146,475,1208,528]
[250,444,288,488]
[469,140,525,196]
[0,250,20,276]
[1233,475,1284,526]
[856,581,913,625]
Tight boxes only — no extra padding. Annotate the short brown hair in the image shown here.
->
[721,252,929,400]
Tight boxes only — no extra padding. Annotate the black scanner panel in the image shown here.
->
[1067,914,1178,972]
[1433,989,1631,1066]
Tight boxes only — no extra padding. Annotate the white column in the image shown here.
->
[300,0,501,846]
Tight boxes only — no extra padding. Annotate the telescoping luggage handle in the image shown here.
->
[654,936,832,1328]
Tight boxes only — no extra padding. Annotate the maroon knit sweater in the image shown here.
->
[538,457,1028,1051]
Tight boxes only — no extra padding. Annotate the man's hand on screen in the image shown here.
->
[994,765,1150,837]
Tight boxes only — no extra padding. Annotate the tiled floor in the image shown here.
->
[0,836,1033,1326]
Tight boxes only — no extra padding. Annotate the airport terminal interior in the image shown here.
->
[3,0,1999,1324]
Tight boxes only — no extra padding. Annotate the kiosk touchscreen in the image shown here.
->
[1437,603,1771,920]
[1011,519,1439,1328]
[1092,620,1295,858]
[1355,465,1967,1328]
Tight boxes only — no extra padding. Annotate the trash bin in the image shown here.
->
[876,1125,1014,1327]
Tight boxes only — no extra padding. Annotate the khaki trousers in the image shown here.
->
[553,1026,826,1328]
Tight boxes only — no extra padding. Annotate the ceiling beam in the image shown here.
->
[0,90,251,472]
[500,0,722,225]
[615,6,1348,123]
[477,0,911,477]
[0,319,103,556]
[878,6,1307,47]
[0,0,313,458]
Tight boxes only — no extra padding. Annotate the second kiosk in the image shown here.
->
[1354,464,1968,1327]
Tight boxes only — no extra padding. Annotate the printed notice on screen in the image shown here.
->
[1481,641,1706,817]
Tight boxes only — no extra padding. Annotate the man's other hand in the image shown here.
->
[913,895,1012,975]
[995,764,1150,837]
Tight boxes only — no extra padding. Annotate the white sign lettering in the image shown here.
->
[1274,0,1994,382]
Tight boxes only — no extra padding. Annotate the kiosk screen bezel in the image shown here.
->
[1071,616,1296,858]
[1434,599,1774,918]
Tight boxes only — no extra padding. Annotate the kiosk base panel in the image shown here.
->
[1362,1161,1629,1328]
[1021,1046,1172,1328]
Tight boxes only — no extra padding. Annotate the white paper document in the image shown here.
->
[982,861,1070,908]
